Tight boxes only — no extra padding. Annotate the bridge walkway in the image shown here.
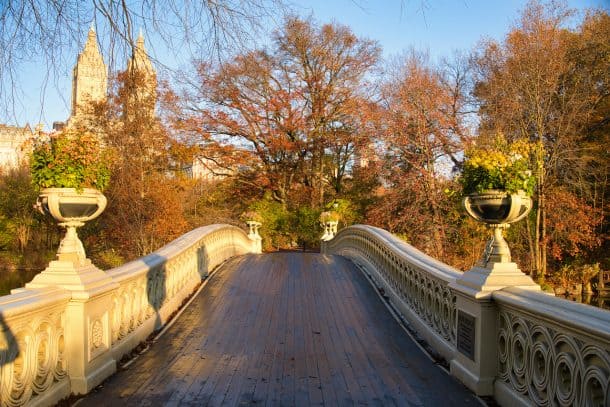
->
[82,252,480,406]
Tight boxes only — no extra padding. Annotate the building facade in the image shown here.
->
[0,124,34,169]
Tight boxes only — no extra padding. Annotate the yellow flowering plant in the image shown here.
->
[319,211,340,223]
[460,138,536,197]
[239,210,263,223]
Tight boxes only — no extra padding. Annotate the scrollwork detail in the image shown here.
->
[498,309,609,407]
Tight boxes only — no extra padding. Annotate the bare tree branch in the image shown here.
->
[0,0,288,122]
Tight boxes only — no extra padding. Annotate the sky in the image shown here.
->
[9,0,609,129]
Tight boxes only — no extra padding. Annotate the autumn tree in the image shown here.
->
[273,17,381,206]
[472,1,608,281]
[174,17,380,210]
[367,51,470,261]
[181,51,308,206]
[86,68,189,263]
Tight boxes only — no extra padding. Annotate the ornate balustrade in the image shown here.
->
[0,288,71,407]
[322,225,461,360]
[323,225,610,407]
[493,288,610,407]
[0,224,257,406]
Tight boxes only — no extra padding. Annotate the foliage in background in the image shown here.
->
[551,262,601,296]
[0,166,59,293]
[291,206,322,250]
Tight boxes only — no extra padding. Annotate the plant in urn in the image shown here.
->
[26,128,113,292]
[456,137,540,293]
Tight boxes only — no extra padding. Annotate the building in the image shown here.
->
[184,156,235,180]
[126,31,157,106]
[0,27,158,169]
[70,26,108,123]
[67,27,158,129]
[0,124,35,169]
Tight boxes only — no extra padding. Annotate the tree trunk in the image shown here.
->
[526,215,536,278]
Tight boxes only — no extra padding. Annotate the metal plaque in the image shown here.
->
[457,311,476,361]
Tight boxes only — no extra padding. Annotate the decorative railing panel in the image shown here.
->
[0,224,255,406]
[0,288,71,407]
[493,288,610,407]
[323,225,462,359]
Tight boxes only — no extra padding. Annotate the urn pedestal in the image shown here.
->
[245,220,262,254]
[449,190,541,396]
[454,190,540,294]
[321,220,338,241]
[27,188,113,293]
[22,188,119,394]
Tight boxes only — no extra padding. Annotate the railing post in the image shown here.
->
[448,258,541,396]
[24,236,119,394]
[448,191,542,396]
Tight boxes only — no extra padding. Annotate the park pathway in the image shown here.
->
[82,252,481,406]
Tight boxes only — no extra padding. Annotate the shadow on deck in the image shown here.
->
[82,253,480,406]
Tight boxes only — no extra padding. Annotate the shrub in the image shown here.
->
[30,129,111,191]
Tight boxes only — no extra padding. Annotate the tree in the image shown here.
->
[175,17,380,209]
[273,17,381,206]
[0,0,287,118]
[189,51,309,206]
[0,167,39,253]
[472,1,609,281]
[368,51,469,260]
[85,69,190,262]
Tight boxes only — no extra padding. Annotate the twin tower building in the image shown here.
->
[66,26,157,128]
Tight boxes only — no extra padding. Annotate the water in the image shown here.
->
[0,268,40,296]
[560,293,610,311]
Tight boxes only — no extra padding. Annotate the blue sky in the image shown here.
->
[10,0,608,129]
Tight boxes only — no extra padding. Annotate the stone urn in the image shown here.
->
[36,187,107,265]
[319,211,339,241]
[463,190,531,265]
[321,220,338,241]
[245,220,262,238]
[25,187,114,293]
[245,220,262,254]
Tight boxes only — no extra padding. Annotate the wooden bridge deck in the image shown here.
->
[83,253,480,406]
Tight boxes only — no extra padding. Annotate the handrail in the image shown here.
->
[0,224,256,406]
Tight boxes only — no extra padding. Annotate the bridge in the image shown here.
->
[1,223,609,406]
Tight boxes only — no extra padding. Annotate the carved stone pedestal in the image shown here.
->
[246,221,262,254]
[23,187,119,394]
[449,261,540,396]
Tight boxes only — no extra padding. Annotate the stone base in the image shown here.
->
[69,357,116,395]
[453,262,540,299]
[450,357,494,395]
[26,259,117,297]
[249,235,262,254]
